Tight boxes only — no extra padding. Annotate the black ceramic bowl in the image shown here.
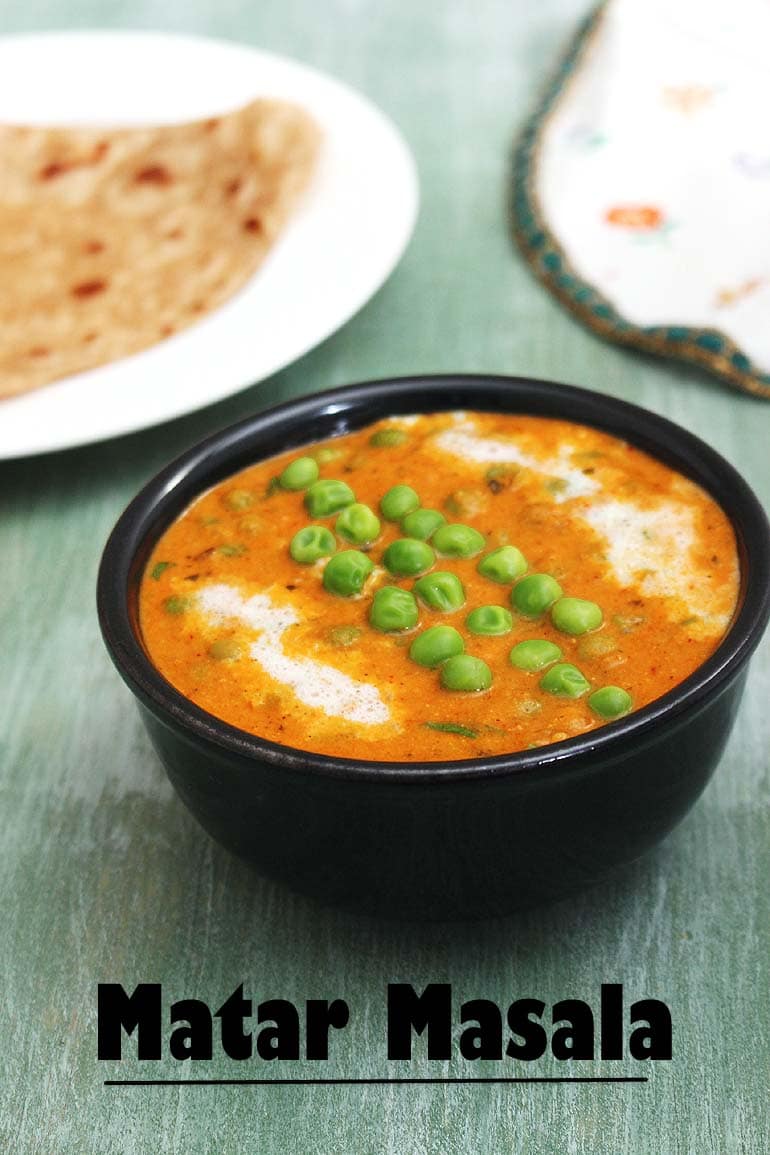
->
[97,376,770,918]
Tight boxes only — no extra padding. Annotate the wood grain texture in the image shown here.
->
[1,1,768,1152]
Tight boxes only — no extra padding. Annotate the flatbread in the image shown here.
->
[0,100,320,399]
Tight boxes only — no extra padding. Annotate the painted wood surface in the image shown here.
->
[1,1,768,1151]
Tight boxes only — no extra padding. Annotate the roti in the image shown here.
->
[0,100,320,399]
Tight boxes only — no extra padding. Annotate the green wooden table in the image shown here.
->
[2,1,768,1151]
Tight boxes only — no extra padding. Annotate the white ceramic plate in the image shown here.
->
[0,31,419,459]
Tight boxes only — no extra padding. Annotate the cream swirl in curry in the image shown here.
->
[139,412,739,761]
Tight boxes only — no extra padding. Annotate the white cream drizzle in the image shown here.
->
[197,583,390,725]
[431,414,731,632]
[579,499,731,632]
[432,418,600,501]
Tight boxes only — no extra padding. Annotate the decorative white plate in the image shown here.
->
[0,31,419,459]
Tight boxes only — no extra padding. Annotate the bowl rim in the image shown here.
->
[97,373,770,784]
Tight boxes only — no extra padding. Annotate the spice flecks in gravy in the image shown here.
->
[139,412,739,761]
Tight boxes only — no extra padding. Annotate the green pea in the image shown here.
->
[409,625,465,668]
[509,639,563,672]
[516,697,543,716]
[383,538,435,577]
[577,634,617,660]
[477,545,527,583]
[511,573,563,617]
[539,662,590,698]
[326,625,363,647]
[238,515,263,535]
[380,485,420,521]
[588,686,633,719]
[432,523,486,558]
[209,638,243,661]
[370,428,408,447]
[335,502,381,546]
[401,508,446,540]
[322,550,374,597]
[444,489,485,518]
[551,596,604,635]
[313,446,342,465]
[164,595,190,615]
[440,654,493,692]
[223,488,254,510]
[413,571,466,612]
[544,476,569,495]
[279,455,320,491]
[304,479,356,518]
[485,464,518,491]
[289,525,336,564]
[369,587,419,632]
[466,605,513,635]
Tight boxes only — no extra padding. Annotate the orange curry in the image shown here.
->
[139,412,739,761]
